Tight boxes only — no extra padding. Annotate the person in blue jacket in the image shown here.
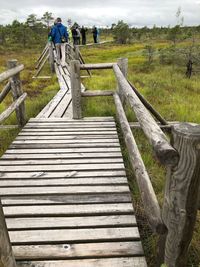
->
[51,17,68,65]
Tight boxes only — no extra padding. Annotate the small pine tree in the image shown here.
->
[112,20,131,44]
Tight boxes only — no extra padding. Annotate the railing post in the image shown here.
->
[162,122,200,267]
[0,200,16,267]
[74,45,80,60]
[70,60,82,119]
[117,58,128,104]
[48,42,55,73]
[7,59,26,127]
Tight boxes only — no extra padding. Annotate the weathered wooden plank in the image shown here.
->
[9,227,139,244]
[50,91,71,118]
[0,170,126,179]
[4,203,133,217]
[18,131,117,136]
[0,158,123,166]
[5,147,121,154]
[0,93,27,124]
[30,117,114,122]
[36,90,67,118]
[0,185,129,196]
[0,177,127,187]
[0,163,124,172]
[2,152,121,159]
[10,143,120,149]
[2,193,131,205]
[21,128,116,132]
[16,135,118,140]
[17,257,147,267]
[0,64,24,83]
[12,139,119,144]
[26,122,116,126]
[13,241,143,259]
[6,215,136,229]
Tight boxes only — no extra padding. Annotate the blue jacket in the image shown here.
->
[51,23,68,44]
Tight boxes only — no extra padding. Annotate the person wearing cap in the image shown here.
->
[51,17,69,65]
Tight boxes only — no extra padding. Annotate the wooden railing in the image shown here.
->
[70,58,200,267]
[0,59,27,128]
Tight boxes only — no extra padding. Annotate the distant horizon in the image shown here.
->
[1,0,200,28]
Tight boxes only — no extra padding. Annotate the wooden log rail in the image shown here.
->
[70,58,200,266]
[0,60,26,127]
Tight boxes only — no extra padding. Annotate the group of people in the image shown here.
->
[48,18,100,65]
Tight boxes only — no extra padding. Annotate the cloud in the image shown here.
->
[0,0,200,27]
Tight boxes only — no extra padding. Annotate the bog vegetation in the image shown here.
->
[0,11,200,266]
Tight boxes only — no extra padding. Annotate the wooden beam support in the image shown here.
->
[0,81,11,103]
[70,60,82,119]
[81,90,114,97]
[117,58,128,104]
[114,93,166,234]
[48,42,55,73]
[0,64,24,83]
[113,63,179,166]
[162,123,200,267]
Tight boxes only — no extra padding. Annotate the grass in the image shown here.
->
[0,39,200,266]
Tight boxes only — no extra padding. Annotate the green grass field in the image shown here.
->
[0,39,200,266]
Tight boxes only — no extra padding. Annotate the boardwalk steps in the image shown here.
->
[0,117,147,267]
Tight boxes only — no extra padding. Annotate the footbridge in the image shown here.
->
[0,42,200,267]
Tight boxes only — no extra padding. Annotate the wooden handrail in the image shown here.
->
[0,64,24,83]
[0,93,27,124]
[113,63,179,166]
[0,82,11,103]
[114,93,166,234]
[80,63,114,70]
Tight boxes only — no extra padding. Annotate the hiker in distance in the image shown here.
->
[50,17,69,65]
[92,26,98,43]
[81,26,87,45]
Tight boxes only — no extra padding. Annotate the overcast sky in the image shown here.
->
[0,0,200,27]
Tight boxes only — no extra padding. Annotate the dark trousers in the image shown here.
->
[82,36,86,45]
[93,35,97,43]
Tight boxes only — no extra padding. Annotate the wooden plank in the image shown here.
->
[2,152,122,159]
[81,90,114,97]
[62,101,73,118]
[21,128,116,132]
[0,158,123,166]
[6,215,136,229]
[17,257,147,267]
[10,142,120,152]
[5,147,121,154]
[16,135,118,140]
[0,163,124,172]
[4,203,133,216]
[26,122,116,126]
[50,91,71,118]
[18,131,117,136]
[13,241,143,259]
[30,117,114,122]
[0,170,126,179]
[0,185,129,196]
[9,227,139,244]
[0,177,127,187]
[2,193,131,205]
[36,90,66,118]
[12,139,119,144]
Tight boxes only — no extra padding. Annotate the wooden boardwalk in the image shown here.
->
[0,117,147,266]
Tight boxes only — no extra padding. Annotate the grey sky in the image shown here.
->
[0,0,199,27]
